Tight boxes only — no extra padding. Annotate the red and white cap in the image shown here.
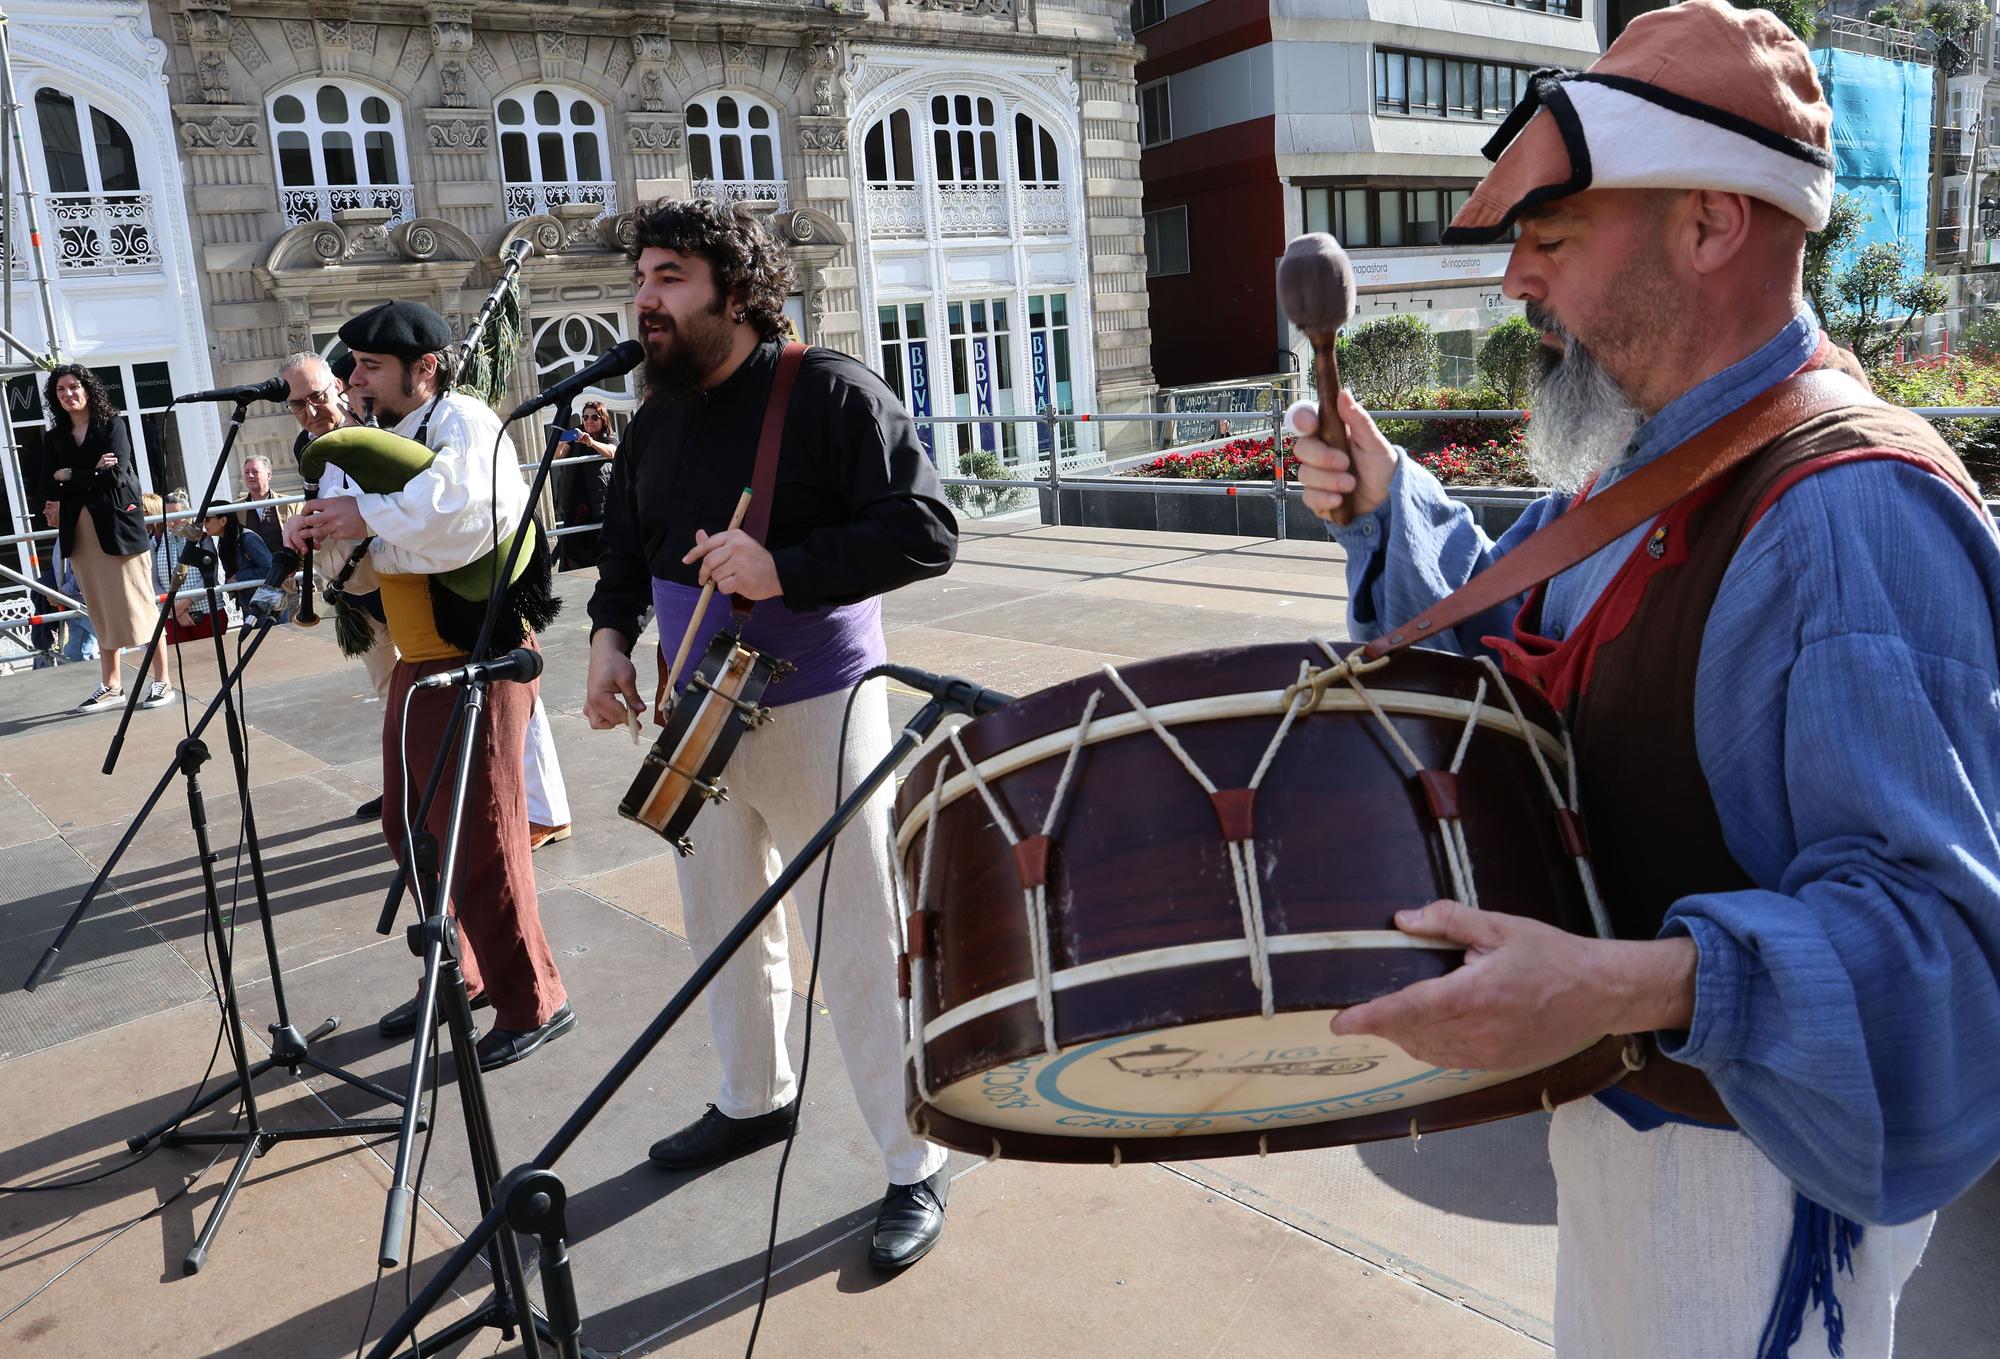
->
[1441,0,1835,245]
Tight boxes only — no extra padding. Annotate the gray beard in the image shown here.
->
[1524,333,1639,494]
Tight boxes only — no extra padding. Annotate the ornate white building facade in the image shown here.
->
[143,0,1152,477]
[1,0,220,542]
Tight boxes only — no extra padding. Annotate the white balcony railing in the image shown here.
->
[693,177,790,210]
[503,180,618,221]
[865,184,926,237]
[1018,186,1068,236]
[936,183,1007,236]
[279,184,416,229]
[6,192,162,276]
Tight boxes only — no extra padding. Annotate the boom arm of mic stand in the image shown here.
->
[105,396,253,775]
[27,611,284,990]
[364,693,965,1359]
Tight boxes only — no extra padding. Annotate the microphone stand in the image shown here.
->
[364,682,1001,1359]
[27,401,408,1272]
[371,398,576,1358]
[27,588,412,1274]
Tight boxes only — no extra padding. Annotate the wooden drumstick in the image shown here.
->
[661,486,754,709]
[1276,232,1358,452]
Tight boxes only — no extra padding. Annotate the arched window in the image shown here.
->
[31,88,157,273]
[532,311,635,402]
[862,108,921,238]
[1013,113,1061,188]
[686,93,786,208]
[1012,112,1067,236]
[268,80,412,227]
[930,94,999,185]
[496,87,614,219]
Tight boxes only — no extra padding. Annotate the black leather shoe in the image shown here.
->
[475,1003,576,1071]
[377,987,490,1039]
[356,795,384,819]
[869,1167,949,1271]
[647,1099,798,1171]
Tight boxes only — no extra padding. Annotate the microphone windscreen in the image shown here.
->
[1277,233,1357,334]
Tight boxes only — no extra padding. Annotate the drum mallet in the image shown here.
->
[1276,232,1358,452]
[652,487,754,729]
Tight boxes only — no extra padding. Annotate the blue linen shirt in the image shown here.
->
[1332,315,2000,1226]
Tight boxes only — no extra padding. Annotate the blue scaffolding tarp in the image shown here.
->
[1813,47,1933,267]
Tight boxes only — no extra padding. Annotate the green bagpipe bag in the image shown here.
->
[298,425,560,656]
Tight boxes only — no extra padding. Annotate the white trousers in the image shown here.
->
[1550,1097,1935,1358]
[524,696,569,827]
[673,679,947,1187]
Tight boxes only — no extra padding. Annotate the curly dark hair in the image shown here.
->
[629,198,795,342]
[44,363,117,428]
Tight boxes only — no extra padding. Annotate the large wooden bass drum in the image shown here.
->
[892,641,1631,1163]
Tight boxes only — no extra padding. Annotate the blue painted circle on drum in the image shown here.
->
[1031,1029,1454,1121]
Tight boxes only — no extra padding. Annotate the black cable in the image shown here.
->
[744,680,867,1357]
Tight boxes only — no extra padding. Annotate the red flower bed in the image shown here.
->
[1138,435,1301,481]
[1414,429,1537,487]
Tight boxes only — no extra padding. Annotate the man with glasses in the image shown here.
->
[281,350,394,816]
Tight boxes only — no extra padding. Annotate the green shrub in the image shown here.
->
[1476,316,1542,408]
[1339,315,1439,409]
[944,448,1028,517]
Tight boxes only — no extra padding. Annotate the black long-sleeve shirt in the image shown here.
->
[587,340,957,644]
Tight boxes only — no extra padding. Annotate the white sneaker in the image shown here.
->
[140,680,174,709]
[75,683,123,713]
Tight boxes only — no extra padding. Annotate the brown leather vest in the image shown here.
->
[1495,403,1984,1122]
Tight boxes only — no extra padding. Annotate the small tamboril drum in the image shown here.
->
[620,630,790,854]
[893,640,1628,1163]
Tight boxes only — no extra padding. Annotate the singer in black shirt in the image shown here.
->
[583,200,958,1273]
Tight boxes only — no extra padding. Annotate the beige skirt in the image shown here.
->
[69,508,156,653]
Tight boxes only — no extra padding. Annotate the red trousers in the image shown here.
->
[381,653,567,1030]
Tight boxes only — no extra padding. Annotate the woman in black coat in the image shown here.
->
[40,364,171,712]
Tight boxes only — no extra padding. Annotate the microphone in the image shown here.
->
[241,546,301,628]
[869,663,1016,717]
[172,373,291,406]
[504,340,644,422]
[412,647,545,690]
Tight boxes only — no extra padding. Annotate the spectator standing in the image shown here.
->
[39,364,171,712]
[554,400,617,571]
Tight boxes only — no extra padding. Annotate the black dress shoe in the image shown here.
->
[377,987,490,1039]
[647,1099,798,1171]
[869,1167,949,1271]
[356,795,384,819]
[475,1003,576,1071]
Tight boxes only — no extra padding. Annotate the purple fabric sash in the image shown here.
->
[651,577,885,708]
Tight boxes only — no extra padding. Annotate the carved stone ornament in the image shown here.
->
[631,31,670,64]
[440,60,468,109]
[799,124,847,153]
[910,0,1014,14]
[628,120,682,152]
[428,118,489,150]
[184,1,230,47]
[429,4,474,55]
[805,34,839,70]
[287,318,314,354]
[812,74,834,119]
[195,53,231,103]
[640,71,666,114]
[180,113,260,151]
[723,40,755,70]
[318,20,350,49]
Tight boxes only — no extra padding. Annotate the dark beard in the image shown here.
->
[643,296,735,402]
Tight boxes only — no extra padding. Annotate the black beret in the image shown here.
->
[338,300,452,361]
[329,351,355,384]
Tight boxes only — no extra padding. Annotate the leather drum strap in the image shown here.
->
[732,340,808,619]
[1361,368,1875,661]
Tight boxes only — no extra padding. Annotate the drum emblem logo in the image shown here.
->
[1104,1042,1383,1081]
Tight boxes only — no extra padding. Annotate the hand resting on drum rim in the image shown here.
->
[1331,899,1698,1071]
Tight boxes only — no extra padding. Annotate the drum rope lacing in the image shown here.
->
[1099,661,1314,1019]
[944,689,1105,1054]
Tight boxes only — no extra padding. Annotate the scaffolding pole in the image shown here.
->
[0,5,66,599]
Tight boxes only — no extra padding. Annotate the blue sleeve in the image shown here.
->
[241,529,272,579]
[1327,452,1566,654]
[1663,460,2000,1225]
